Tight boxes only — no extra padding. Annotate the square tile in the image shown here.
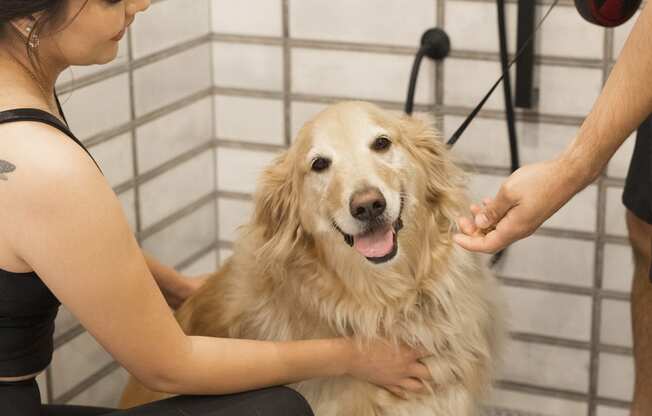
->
[215,95,284,145]
[605,187,628,237]
[88,134,133,188]
[142,201,216,267]
[539,5,604,59]
[291,101,328,139]
[136,98,213,173]
[291,0,436,47]
[292,48,435,104]
[216,147,280,194]
[212,0,282,37]
[60,74,131,141]
[598,353,634,401]
[504,286,592,341]
[486,389,588,416]
[538,65,603,117]
[68,367,129,408]
[133,44,212,116]
[139,149,214,229]
[597,405,631,416]
[600,299,632,348]
[218,198,253,241]
[180,250,218,276]
[445,2,517,54]
[603,243,634,293]
[213,42,283,91]
[444,58,514,111]
[131,0,211,59]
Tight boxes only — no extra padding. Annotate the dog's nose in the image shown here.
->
[350,188,386,221]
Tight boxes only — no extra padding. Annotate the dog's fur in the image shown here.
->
[121,101,504,416]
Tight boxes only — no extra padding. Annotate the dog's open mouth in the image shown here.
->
[334,217,404,264]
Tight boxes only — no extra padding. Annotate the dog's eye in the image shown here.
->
[311,157,331,172]
[371,135,392,152]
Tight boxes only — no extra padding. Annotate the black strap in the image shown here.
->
[0,108,102,174]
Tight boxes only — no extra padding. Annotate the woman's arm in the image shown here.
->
[142,251,208,309]
[454,1,652,253]
[2,126,430,395]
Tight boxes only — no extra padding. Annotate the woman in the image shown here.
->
[0,1,432,415]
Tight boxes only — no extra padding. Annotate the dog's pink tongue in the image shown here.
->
[354,226,394,258]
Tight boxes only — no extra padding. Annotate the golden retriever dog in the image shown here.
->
[121,101,504,415]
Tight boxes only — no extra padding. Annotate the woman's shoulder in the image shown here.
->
[0,119,105,209]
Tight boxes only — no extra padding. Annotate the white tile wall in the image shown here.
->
[215,96,285,145]
[88,133,134,187]
[600,299,632,347]
[216,147,280,193]
[213,43,284,91]
[598,353,634,401]
[180,250,219,276]
[212,0,282,37]
[487,389,588,416]
[603,243,634,293]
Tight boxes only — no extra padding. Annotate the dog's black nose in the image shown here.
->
[350,188,386,221]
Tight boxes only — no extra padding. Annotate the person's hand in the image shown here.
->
[453,156,589,253]
[162,273,211,309]
[344,338,433,398]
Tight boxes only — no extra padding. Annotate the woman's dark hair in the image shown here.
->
[0,1,88,81]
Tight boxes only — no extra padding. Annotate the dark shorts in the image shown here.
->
[623,113,652,225]
[0,378,314,416]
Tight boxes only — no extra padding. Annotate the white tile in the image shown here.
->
[218,198,253,242]
[54,306,78,338]
[139,150,215,229]
[500,339,590,392]
[51,331,113,397]
[608,132,636,179]
[292,48,435,104]
[603,243,634,293]
[131,0,211,59]
[486,389,588,416]
[69,367,130,408]
[291,101,328,140]
[213,42,283,91]
[600,299,632,348]
[613,11,641,58]
[133,44,212,116]
[539,5,604,59]
[597,405,630,416]
[493,233,595,287]
[212,0,282,37]
[142,201,216,267]
[88,134,133,188]
[60,74,131,141]
[444,58,513,111]
[447,116,511,168]
[517,122,579,164]
[118,188,137,233]
[445,2,517,54]
[215,96,284,145]
[136,98,213,173]
[598,353,634,401]
[58,37,128,82]
[216,147,280,194]
[504,286,592,341]
[180,250,218,277]
[291,0,436,47]
[606,187,628,237]
[538,65,603,117]
[219,249,233,265]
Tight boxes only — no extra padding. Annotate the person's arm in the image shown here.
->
[3,126,430,395]
[142,251,209,309]
[454,1,652,253]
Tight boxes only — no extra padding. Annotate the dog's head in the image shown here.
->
[250,101,466,273]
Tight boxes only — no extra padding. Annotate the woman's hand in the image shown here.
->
[453,155,591,253]
[343,339,433,398]
[162,273,211,309]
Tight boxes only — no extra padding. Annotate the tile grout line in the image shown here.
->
[208,0,221,270]
[282,0,292,147]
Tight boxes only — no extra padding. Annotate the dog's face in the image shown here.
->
[252,101,464,271]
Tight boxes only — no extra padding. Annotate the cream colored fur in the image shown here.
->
[120,101,504,416]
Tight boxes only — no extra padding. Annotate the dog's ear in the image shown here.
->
[399,114,467,227]
[250,150,302,265]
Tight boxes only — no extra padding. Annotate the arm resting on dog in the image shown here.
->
[4,126,430,395]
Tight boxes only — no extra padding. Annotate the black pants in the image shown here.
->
[0,378,314,416]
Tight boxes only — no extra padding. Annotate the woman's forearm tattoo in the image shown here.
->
[0,160,16,181]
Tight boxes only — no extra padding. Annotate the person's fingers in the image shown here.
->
[453,226,516,253]
[474,187,517,229]
[456,216,478,236]
[408,362,433,381]
[398,378,427,393]
[385,385,407,399]
[413,345,432,359]
[470,203,482,216]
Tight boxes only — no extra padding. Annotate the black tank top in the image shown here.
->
[0,94,101,377]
